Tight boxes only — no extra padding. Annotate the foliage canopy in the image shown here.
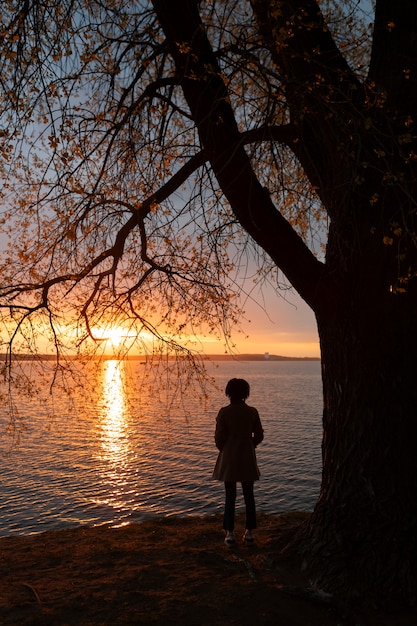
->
[0,0,372,360]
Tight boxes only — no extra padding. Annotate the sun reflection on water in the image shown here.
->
[100,359,129,458]
[96,359,134,512]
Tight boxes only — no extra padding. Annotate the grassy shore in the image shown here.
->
[0,512,414,625]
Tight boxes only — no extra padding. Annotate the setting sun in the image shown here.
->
[92,325,138,352]
[103,327,128,346]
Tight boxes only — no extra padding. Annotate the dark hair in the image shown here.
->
[225,378,250,401]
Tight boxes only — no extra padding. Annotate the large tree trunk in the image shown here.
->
[152,0,417,604]
[305,291,417,603]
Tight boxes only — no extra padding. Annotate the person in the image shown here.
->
[212,378,264,546]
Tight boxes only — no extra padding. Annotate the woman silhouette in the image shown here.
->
[213,378,264,546]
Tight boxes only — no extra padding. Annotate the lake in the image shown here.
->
[0,358,323,536]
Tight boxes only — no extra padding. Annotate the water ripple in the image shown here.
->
[0,360,322,535]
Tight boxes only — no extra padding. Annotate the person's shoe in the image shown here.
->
[243,530,254,544]
[224,532,236,547]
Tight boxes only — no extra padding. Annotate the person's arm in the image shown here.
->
[252,409,264,447]
[214,409,228,450]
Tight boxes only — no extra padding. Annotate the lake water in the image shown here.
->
[0,359,323,536]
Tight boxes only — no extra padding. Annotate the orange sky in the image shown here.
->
[0,229,320,358]
[90,286,320,359]
[3,286,319,359]
[200,286,320,358]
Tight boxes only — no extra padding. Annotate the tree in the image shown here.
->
[1,0,416,604]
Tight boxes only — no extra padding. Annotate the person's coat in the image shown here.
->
[212,401,264,482]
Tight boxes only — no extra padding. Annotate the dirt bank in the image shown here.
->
[0,512,414,625]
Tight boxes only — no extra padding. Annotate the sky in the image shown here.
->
[199,285,320,358]
[0,2,369,362]
[92,286,320,359]
[242,288,319,357]
[0,236,321,360]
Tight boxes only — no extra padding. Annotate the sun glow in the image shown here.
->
[102,327,130,346]
[91,325,141,354]
[94,326,129,345]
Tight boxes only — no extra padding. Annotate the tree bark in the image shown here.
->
[306,284,417,602]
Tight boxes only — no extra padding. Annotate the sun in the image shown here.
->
[104,327,128,346]
[92,325,136,350]
[90,324,158,355]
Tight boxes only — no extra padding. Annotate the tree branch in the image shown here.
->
[152,0,325,311]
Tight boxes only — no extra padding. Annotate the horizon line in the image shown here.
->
[0,352,320,362]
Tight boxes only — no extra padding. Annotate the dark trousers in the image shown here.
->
[223,481,256,531]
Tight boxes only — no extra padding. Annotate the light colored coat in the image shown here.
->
[212,401,264,482]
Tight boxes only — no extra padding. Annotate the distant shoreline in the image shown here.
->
[0,352,320,362]
[200,353,320,361]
